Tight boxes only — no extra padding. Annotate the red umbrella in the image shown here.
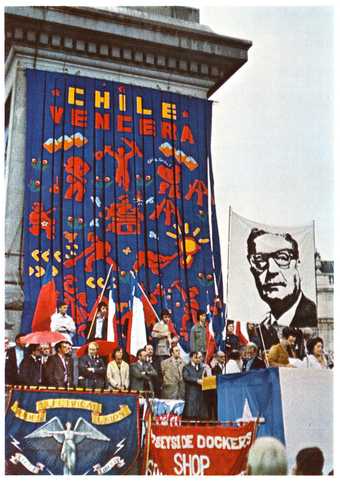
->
[19,331,68,345]
[76,340,117,358]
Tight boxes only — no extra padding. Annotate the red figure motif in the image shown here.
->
[149,198,182,226]
[113,138,142,192]
[64,156,90,202]
[134,250,178,275]
[171,280,200,340]
[63,274,88,327]
[157,165,181,199]
[64,232,116,273]
[104,195,144,235]
[29,202,56,240]
[185,179,209,207]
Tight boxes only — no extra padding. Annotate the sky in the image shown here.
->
[198,5,334,281]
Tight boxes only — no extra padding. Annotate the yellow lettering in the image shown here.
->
[95,90,110,109]
[162,102,177,120]
[119,93,126,112]
[68,87,85,106]
[136,96,152,115]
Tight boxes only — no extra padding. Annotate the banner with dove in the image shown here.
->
[5,388,140,475]
[22,69,224,349]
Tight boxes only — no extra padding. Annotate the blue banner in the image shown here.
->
[217,368,285,444]
[22,69,224,348]
[6,388,140,475]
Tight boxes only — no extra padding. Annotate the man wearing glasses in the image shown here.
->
[247,228,317,349]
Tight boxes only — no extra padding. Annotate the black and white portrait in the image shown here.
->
[227,210,317,328]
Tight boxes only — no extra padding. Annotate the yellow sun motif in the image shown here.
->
[166,222,209,268]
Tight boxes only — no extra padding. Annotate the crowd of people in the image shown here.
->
[5,302,333,422]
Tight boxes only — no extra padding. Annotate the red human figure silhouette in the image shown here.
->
[157,164,181,198]
[185,179,209,207]
[113,138,142,192]
[63,274,88,327]
[64,156,90,202]
[149,198,182,226]
[171,280,200,340]
[63,232,116,273]
[29,201,56,240]
[133,250,178,275]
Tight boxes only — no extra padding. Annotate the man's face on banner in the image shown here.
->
[248,233,301,308]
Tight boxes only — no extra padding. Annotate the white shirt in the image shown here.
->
[50,312,76,344]
[94,315,104,339]
[265,292,302,327]
[225,359,242,374]
[301,354,328,369]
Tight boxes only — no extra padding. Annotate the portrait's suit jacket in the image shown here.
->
[290,293,317,328]
[106,360,130,390]
[161,357,185,399]
[78,354,106,388]
[43,353,74,388]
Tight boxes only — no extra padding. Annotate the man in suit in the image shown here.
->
[5,333,26,385]
[161,346,185,400]
[211,351,226,375]
[129,348,157,393]
[43,340,74,388]
[78,341,106,388]
[242,342,266,371]
[247,229,317,340]
[18,344,43,386]
[182,351,208,420]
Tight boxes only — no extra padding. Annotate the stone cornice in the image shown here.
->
[5,6,252,97]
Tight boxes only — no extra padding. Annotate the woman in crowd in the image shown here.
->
[107,347,130,390]
[302,337,330,369]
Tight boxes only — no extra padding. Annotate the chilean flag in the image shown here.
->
[31,264,57,331]
[126,272,147,356]
[205,298,216,363]
[235,320,249,345]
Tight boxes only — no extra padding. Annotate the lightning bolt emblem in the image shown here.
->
[113,438,126,455]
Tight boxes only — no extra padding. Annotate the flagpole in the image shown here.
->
[258,324,270,368]
[130,271,161,323]
[87,264,114,340]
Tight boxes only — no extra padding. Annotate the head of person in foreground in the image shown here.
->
[246,436,287,475]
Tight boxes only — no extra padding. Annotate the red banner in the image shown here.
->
[144,422,256,476]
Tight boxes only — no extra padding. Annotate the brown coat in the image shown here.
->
[268,343,289,367]
[161,356,185,399]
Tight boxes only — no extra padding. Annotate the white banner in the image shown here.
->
[227,210,316,326]
[279,368,333,474]
[10,453,45,473]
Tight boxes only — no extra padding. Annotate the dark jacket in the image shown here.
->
[242,356,266,371]
[129,361,157,392]
[19,355,43,386]
[5,346,25,385]
[78,355,106,388]
[256,323,279,352]
[224,334,239,353]
[290,294,317,328]
[43,353,74,388]
[212,363,225,376]
[182,363,208,420]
